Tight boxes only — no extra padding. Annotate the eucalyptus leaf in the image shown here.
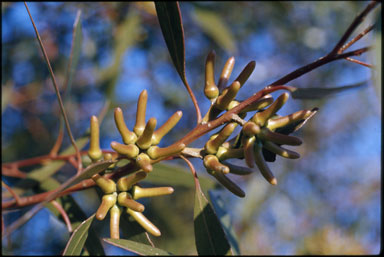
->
[103,238,173,256]
[194,178,232,255]
[291,81,367,99]
[63,214,95,256]
[155,2,187,85]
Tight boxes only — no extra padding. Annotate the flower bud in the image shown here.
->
[117,192,145,212]
[222,161,253,175]
[259,127,302,146]
[88,116,103,162]
[136,118,157,150]
[254,142,277,185]
[263,141,300,159]
[266,109,316,131]
[132,185,174,200]
[242,121,260,137]
[243,136,255,168]
[103,153,117,169]
[205,123,238,154]
[208,169,245,197]
[204,50,219,100]
[134,90,148,137]
[234,60,256,87]
[215,81,241,110]
[217,56,235,91]
[126,208,161,237]
[96,193,117,220]
[152,111,183,145]
[92,174,116,194]
[240,95,274,113]
[216,146,244,161]
[136,153,152,173]
[114,107,137,144]
[117,171,147,192]
[110,204,121,239]
[252,93,289,126]
[111,142,139,159]
[203,155,230,174]
[147,143,185,160]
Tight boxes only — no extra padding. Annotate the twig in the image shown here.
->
[345,57,374,68]
[338,23,376,53]
[51,200,73,232]
[24,2,82,174]
[2,181,22,205]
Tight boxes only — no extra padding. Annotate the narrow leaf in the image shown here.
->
[155,2,186,84]
[194,176,232,255]
[63,214,95,256]
[103,238,173,256]
[291,81,367,99]
[192,8,236,53]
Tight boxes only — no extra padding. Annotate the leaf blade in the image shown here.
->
[63,214,95,256]
[103,238,173,256]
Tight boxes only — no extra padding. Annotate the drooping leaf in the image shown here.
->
[208,190,240,255]
[155,2,187,85]
[63,214,95,256]
[103,238,173,256]
[192,8,237,53]
[291,81,367,99]
[194,175,232,255]
[147,162,217,192]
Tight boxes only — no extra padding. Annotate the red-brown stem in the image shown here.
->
[2,182,21,205]
[338,23,375,54]
[345,57,373,68]
[51,200,73,232]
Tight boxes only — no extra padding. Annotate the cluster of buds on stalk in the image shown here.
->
[202,51,318,197]
[87,105,178,238]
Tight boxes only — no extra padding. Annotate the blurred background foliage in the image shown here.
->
[2,1,381,255]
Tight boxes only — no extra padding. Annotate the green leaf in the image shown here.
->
[194,177,232,255]
[192,8,237,53]
[63,214,95,256]
[208,190,240,255]
[103,238,173,256]
[155,2,187,85]
[291,81,367,99]
[147,162,217,192]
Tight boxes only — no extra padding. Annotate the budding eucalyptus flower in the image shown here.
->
[88,116,103,162]
[110,205,121,239]
[134,90,148,137]
[126,208,161,237]
[96,193,117,220]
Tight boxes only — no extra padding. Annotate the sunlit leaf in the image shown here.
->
[155,2,187,85]
[194,177,232,255]
[192,8,237,53]
[103,238,173,255]
[291,81,368,99]
[63,214,95,256]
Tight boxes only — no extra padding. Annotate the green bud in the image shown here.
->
[215,81,241,110]
[240,95,274,113]
[234,60,256,88]
[92,174,116,194]
[204,50,219,100]
[263,141,300,159]
[136,153,152,173]
[205,122,238,154]
[254,141,277,185]
[96,193,117,220]
[110,204,121,239]
[266,109,316,131]
[88,116,103,162]
[131,185,174,200]
[243,136,255,168]
[117,171,147,192]
[252,93,289,126]
[203,155,230,174]
[126,208,161,237]
[110,142,139,159]
[114,107,137,144]
[136,117,157,150]
[134,90,148,137]
[259,127,302,145]
[152,111,183,145]
[117,192,145,212]
[217,56,235,90]
[222,161,253,175]
[147,143,185,160]
[216,146,244,161]
[242,121,260,137]
[208,169,245,197]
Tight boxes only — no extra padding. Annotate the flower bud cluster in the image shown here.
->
[91,171,174,239]
[202,51,318,197]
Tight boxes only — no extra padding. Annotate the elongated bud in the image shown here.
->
[240,95,274,113]
[216,146,244,161]
[134,90,148,136]
[96,193,117,220]
[243,136,255,168]
[205,50,219,100]
[136,153,152,173]
[103,153,117,169]
[208,169,245,197]
[92,174,116,194]
[242,121,260,137]
[132,185,174,200]
[234,60,256,87]
[136,118,156,150]
[126,208,161,236]
[117,171,147,192]
[110,204,121,239]
[267,109,316,131]
[205,123,238,154]
[218,56,235,90]
[203,155,230,174]
[152,111,183,145]
[88,116,103,162]
[254,142,277,185]
[263,141,300,159]
[252,93,289,126]
[215,81,241,110]
[117,192,145,212]
[111,142,139,158]
[259,127,302,145]
[114,108,137,144]
[147,143,185,160]
[222,161,253,175]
